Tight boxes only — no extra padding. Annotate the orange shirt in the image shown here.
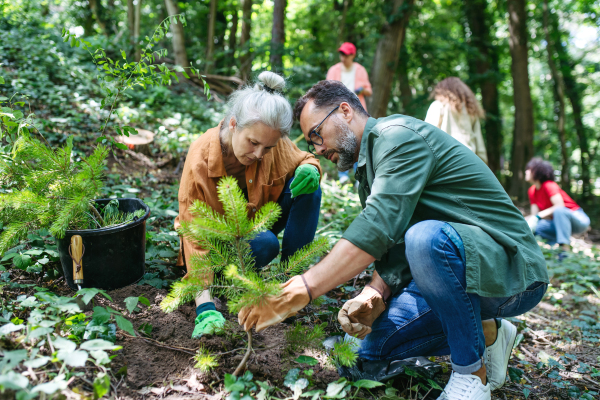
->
[326,62,372,111]
[175,123,322,270]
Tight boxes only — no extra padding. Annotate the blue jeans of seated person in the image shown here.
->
[535,206,590,245]
[249,178,321,268]
[354,220,547,374]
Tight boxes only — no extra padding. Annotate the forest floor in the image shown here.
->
[2,151,600,400]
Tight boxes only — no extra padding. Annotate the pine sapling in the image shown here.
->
[160,176,329,375]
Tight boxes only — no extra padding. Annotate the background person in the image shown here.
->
[424,77,488,164]
[326,42,372,184]
[175,71,322,339]
[525,158,590,252]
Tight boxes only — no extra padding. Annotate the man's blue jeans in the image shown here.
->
[249,178,321,268]
[535,207,590,245]
[355,220,547,374]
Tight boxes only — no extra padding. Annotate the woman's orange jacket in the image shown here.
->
[174,124,322,270]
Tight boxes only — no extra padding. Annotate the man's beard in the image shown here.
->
[331,118,358,172]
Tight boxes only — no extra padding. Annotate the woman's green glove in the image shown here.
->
[192,310,226,339]
[290,164,320,198]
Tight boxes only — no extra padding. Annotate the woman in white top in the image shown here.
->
[424,77,488,164]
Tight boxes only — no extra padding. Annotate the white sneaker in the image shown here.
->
[437,372,491,400]
[484,319,517,390]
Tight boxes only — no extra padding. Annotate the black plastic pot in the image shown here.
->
[57,198,150,291]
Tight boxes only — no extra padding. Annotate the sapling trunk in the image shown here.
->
[233,331,253,377]
[89,203,106,227]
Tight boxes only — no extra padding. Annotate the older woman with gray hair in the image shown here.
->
[174,71,323,339]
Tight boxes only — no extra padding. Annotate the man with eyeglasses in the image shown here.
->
[237,80,548,400]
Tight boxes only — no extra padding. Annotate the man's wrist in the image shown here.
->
[368,273,391,300]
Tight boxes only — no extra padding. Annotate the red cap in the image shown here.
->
[338,42,356,55]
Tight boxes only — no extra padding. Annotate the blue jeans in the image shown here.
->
[355,220,547,374]
[249,178,321,268]
[535,207,590,245]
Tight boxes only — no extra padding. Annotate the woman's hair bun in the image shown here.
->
[255,71,286,93]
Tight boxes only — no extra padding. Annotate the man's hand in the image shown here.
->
[238,275,310,332]
[338,285,386,339]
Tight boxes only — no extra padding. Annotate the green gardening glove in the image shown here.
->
[192,310,226,339]
[290,164,320,198]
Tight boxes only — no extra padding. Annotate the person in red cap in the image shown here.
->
[326,42,372,111]
[327,42,372,183]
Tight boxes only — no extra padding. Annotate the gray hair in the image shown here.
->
[220,71,292,150]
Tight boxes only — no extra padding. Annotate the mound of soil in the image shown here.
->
[89,282,340,398]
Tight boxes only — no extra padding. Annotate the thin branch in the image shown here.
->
[120,331,197,355]
[89,203,106,227]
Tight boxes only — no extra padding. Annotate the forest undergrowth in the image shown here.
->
[1,15,600,400]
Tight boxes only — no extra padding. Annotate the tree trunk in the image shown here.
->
[239,0,253,81]
[398,44,412,114]
[550,13,590,198]
[229,6,239,56]
[128,0,134,44]
[206,0,218,73]
[464,0,503,176]
[164,0,190,68]
[368,0,415,118]
[337,0,349,45]
[88,0,114,36]
[507,0,534,200]
[543,0,570,193]
[270,0,286,72]
[134,0,142,61]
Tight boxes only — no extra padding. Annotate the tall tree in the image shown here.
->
[550,9,590,198]
[206,0,217,73]
[164,0,190,68]
[88,0,114,36]
[368,0,415,118]
[543,0,570,192]
[270,0,286,72]
[229,4,239,56]
[239,0,253,81]
[397,44,412,113]
[337,0,350,45]
[134,0,142,61]
[128,0,135,44]
[463,0,503,176]
[507,0,534,199]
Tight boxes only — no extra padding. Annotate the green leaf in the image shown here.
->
[295,355,319,366]
[121,50,126,59]
[427,379,443,391]
[94,373,111,398]
[80,339,121,351]
[523,388,531,399]
[284,368,301,388]
[0,371,29,390]
[13,254,33,270]
[124,296,140,313]
[0,76,5,84]
[352,380,384,389]
[508,367,524,382]
[138,296,151,307]
[115,314,135,336]
[58,349,88,367]
[92,306,111,324]
[77,288,101,305]
[115,142,128,150]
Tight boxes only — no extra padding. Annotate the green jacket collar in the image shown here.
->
[357,117,378,168]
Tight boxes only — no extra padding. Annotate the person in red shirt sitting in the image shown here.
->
[525,158,590,251]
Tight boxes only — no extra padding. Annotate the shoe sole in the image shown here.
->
[495,322,518,390]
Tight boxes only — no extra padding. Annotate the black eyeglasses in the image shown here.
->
[307,105,340,155]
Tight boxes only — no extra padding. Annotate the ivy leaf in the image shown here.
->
[13,254,32,270]
[58,349,88,367]
[77,288,101,305]
[80,339,121,351]
[353,380,385,389]
[508,367,524,382]
[115,314,135,336]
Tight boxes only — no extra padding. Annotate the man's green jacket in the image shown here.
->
[342,115,548,298]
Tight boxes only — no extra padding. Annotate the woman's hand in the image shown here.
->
[290,164,320,198]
